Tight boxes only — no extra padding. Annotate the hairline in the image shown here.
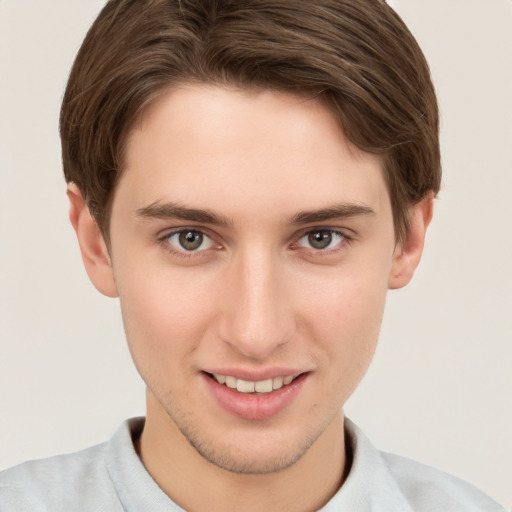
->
[100,80,408,247]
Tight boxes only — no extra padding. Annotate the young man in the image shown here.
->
[0,1,507,510]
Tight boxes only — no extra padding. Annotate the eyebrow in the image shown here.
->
[291,203,375,225]
[135,201,233,226]
[135,200,375,227]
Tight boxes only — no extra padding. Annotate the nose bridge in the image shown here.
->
[220,244,295,359]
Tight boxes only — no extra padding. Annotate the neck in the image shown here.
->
[136,394,347,512]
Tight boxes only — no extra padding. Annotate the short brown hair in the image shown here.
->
[60,0,440,243]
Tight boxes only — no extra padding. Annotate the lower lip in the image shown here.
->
[202,373,308,421]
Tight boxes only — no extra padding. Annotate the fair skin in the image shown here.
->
[68,85,432,511]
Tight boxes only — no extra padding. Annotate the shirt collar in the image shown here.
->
[105,416,413,511]
[319,418,414,511]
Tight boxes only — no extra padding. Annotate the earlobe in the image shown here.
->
[388,196,434,290]
[67,183,118,298]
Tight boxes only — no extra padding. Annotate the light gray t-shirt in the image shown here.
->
[0,417,507,511]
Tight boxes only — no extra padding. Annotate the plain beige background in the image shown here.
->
[1,0,511,507]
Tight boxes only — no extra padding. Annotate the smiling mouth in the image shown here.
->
[207,373,301,394]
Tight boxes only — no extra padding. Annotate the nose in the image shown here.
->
[218,247,296,360]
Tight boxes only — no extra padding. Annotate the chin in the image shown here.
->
[177,419,321,475]
[190,436,314,475]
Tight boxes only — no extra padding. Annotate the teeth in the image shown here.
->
[255,379,273,393]
[272,376,284,390]
[225,375,237,389]
[213,373,298,394]
[237,379,255,393]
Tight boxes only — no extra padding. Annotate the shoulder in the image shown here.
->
[0,437,121,511]
[339,418,508,512]
[381,451,507,512]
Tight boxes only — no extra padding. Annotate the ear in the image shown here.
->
[388,196,434,290]
[67,183,118,298]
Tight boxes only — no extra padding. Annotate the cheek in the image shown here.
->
[299,265,389,378]
[114,264,219,368]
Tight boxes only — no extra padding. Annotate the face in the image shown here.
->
[102,85,404,473]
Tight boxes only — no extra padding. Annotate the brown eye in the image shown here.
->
[166,230,214,253]
[178,230,204,250]
[308,230,333,249]
[297,229,345,251]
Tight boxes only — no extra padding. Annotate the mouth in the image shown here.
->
[203,371,309,420]
[207,373,301,394]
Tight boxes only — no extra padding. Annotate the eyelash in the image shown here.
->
[158,228,219,259]
[158,227,352,258]
[293,228,351,254]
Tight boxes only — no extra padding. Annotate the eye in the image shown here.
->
[166,229,215,252]
[297,229,346,250]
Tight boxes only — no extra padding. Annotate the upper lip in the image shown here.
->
[203,368,308,381]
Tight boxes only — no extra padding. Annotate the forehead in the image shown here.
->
[117,85,389,220]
